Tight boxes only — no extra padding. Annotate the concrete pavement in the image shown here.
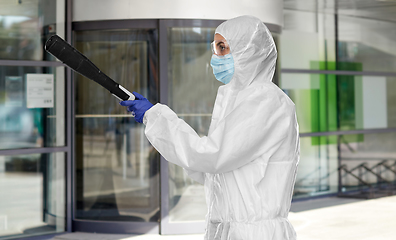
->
[52,195,396,240]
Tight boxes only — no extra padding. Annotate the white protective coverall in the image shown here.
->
[143,15,300,240]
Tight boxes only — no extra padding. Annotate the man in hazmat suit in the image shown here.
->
[120,15,300,240]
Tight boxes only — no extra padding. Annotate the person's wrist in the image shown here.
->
[143,103,156,125]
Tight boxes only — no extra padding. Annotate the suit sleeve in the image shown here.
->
[143,92,293,174]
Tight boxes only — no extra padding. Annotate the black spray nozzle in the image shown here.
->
[44,34,131,101]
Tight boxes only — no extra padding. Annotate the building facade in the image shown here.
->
[0,0,395,239]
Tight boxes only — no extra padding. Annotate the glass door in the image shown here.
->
[73,26,160,233]
[159,19,223,235]
[158,19,282,235]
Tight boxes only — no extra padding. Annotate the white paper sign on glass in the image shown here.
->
[26,74,54,109]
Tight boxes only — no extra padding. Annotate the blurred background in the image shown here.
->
[0,0,395,239]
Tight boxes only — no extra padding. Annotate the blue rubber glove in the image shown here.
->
[120,92,153,123]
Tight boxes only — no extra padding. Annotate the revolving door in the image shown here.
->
[73,22,160,233]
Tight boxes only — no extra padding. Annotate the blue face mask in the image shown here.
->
[210,53,235,85]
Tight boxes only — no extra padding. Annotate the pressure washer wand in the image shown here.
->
[45,34,135,101]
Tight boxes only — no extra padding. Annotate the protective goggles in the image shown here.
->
[210,40,230,56]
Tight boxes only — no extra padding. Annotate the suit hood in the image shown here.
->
[215,15,277,90]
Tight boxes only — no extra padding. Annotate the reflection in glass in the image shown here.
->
[0,66,65,149]
[74,29,160,222]
[294,132,396,199]
[281,10,336,70]
[0,0,63,61]
[167,27,221,222]
[293,136,338,199]
[282,72,396,198]
[281,7,396,200]
[0,152,65,239]
[281,74,396,133]
[339,132,396,195]
[167,27,281,222]
[281,73,337,135]
[338,15,396,73]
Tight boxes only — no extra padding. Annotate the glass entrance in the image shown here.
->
[71,19,281,235]
[73,29,160,224]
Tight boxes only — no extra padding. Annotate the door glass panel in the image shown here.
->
[0,0,65,61]
[0,66,65,149]
[166,27,281,222]
[0,152,66,239]
[74,29,160,222]
[167,27,220,222]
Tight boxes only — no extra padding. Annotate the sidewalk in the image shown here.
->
[53,233,204,240]
[53,195,396,240]
[288,195,396,240]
